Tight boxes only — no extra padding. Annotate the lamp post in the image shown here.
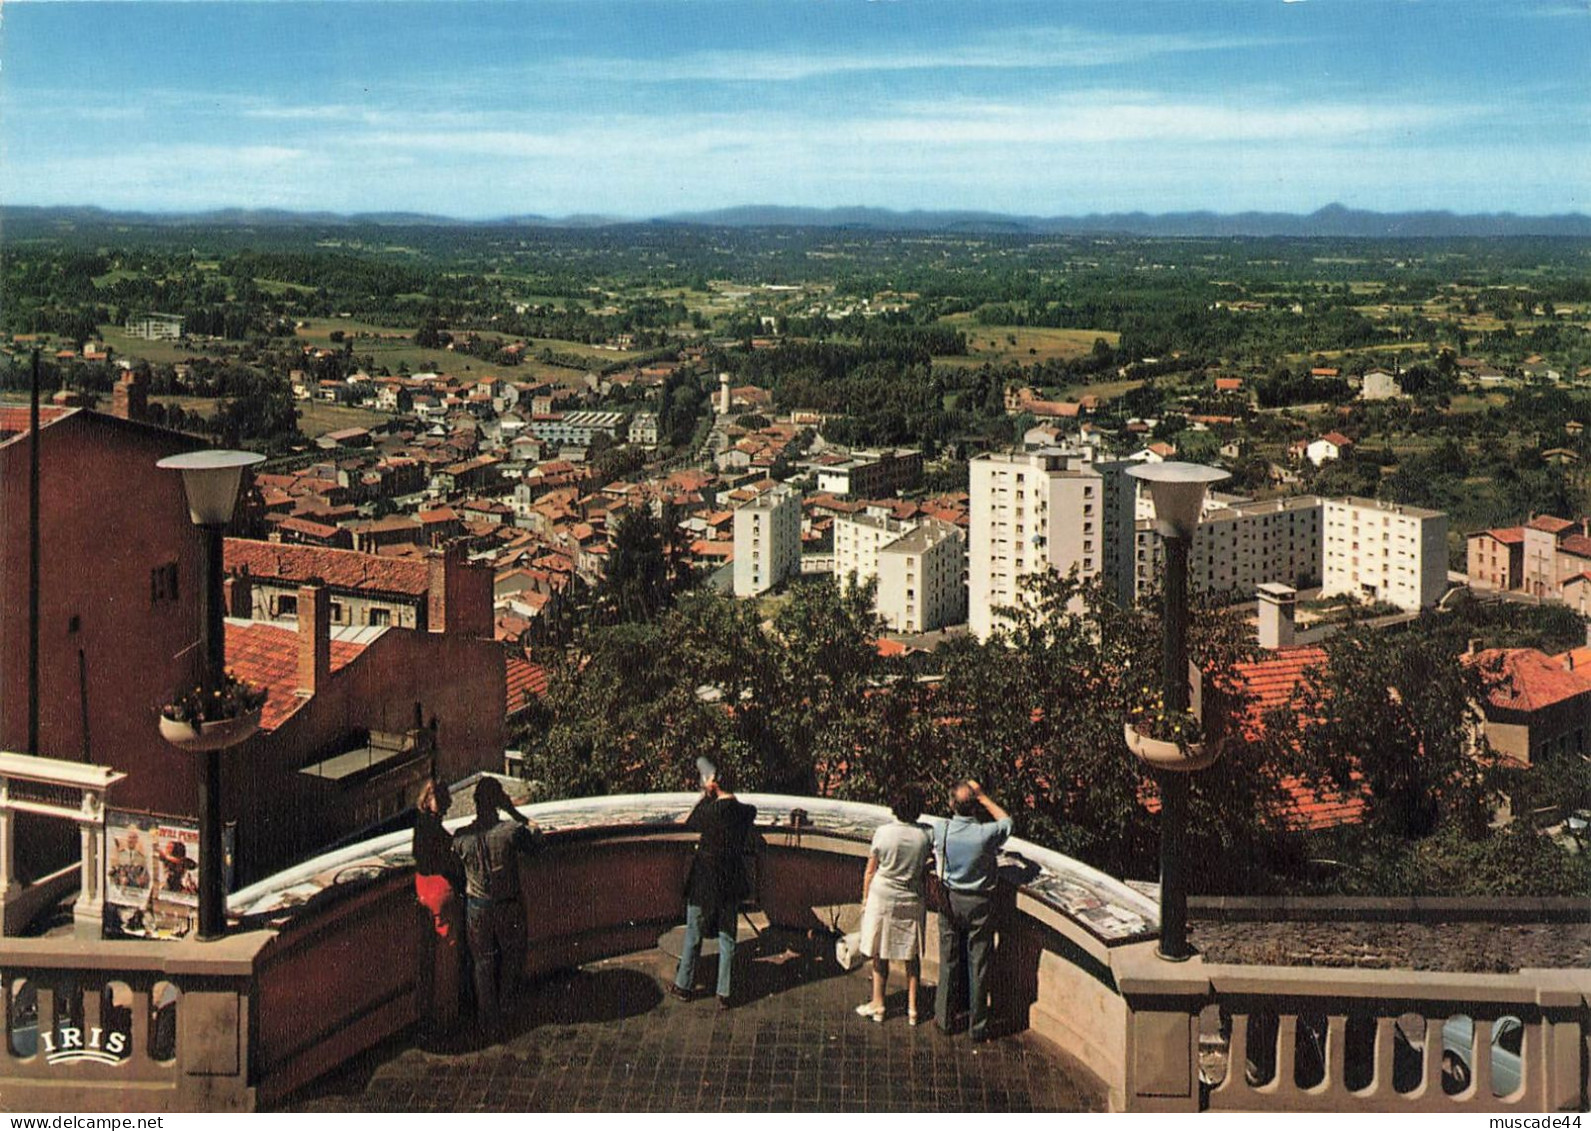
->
[157,450,264,940]
[1126,460,1228,962]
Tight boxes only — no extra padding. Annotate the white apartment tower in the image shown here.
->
[969,450,1104,641]
[732,484,802,597]
[877,518,966,633]
[833,513,914,595]
[1320,497,1447,611]
[1133,495,1324,602]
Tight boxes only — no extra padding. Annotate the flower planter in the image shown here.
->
[1124,721,1217,773]
[159,708,261,753]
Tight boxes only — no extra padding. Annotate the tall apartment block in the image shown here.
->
[1320,496,1447,611]
[969,450,1104,641]
[833,512,915,595]
[834,512,967,633]
[732,483,802,597]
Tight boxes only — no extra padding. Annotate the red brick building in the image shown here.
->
[2,407,506,884]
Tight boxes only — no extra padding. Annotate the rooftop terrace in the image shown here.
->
[287,932,1104,1113]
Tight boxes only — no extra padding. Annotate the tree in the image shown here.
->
[599,509,687,624]
[1274,617,1500,840]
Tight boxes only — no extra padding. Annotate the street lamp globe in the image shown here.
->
[156,450,265,526]
[1125,461,1229,540]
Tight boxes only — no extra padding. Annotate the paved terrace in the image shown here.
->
[286,931,1104,1113]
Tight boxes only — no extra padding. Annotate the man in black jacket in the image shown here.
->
[670,763,757,1008]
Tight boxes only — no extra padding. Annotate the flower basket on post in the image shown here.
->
[1123,721,1217,772]
[1124,689,1218,773]
[159,672,267,753]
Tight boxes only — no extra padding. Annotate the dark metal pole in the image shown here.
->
[197,522,227,940]
[28,350,41,756]
[1158,533,1192,962]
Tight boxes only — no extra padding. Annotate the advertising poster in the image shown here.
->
[104,810,233,939]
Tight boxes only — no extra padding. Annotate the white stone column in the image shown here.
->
[72,791,104,938]
[0,777,18,900]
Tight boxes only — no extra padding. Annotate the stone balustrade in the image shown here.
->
[0,792,1585,1112]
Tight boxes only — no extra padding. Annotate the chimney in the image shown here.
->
[1256,583,1296,650]
[111,369,148,422]
[223,572,253,620]
[297,584,331,696]
[719,372,731,416]
[427,546,493,639]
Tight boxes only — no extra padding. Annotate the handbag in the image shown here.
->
[924,821,952,915]
[835,930,867,971]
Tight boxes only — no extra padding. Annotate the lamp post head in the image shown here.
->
[156,450,265,526]
[1126,461,1230,539]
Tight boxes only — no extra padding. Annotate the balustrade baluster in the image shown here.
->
[1422,1016,1443,1097]
[1470,1016,1494,1098]
[1322,1014,1347,1096]
[129,986,151,1069]
[1226,1012,1250,1093]
[1372,1015,1398,1096]
[1275,1014,1298,1088]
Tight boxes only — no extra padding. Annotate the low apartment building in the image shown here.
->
[1467,526,1526,591]
[528,411,627,448]
[815,449,923,498]
[1134,495,1324,603]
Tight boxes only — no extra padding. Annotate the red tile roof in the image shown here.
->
[1475,526,1525,545]
[505,656,549,717]
[225,621,369,730]
[276,517,342,541]
[1526,515,1575,535]
[1468,647,1591,712]
[1275,774,1367,831]
[1560,534,1591,559]
[224,538,431,596]
[0,405,72,444]
[1219,645,1367,829]
[1228,646,1329,731]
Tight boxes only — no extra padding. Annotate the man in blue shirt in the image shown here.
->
[932,779,1012,1043]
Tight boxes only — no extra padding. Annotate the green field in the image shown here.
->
[294,319,644,390]
[95,326,227,365]
[937,317,1119,368]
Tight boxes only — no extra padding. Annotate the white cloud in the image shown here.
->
[556,25,1287,84]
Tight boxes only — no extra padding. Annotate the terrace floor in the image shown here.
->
[285,927,1107,1112]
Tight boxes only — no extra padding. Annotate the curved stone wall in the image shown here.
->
[229,791,1160,945]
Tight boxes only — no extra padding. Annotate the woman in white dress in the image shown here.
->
[855,784,931,1024]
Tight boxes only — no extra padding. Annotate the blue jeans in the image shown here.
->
[465,896,525,1025]
[935,889,995,1039]
[675,903,736,999]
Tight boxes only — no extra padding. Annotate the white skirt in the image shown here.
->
[857,887,926,961]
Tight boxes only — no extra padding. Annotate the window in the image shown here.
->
[276,594,299,618]
[150,562,179,603]
[330,601,345,624]
[368,607,392,627]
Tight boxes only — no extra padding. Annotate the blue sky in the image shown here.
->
[2,1,1587,218]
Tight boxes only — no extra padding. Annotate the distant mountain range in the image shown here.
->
[7,202,1591,238]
